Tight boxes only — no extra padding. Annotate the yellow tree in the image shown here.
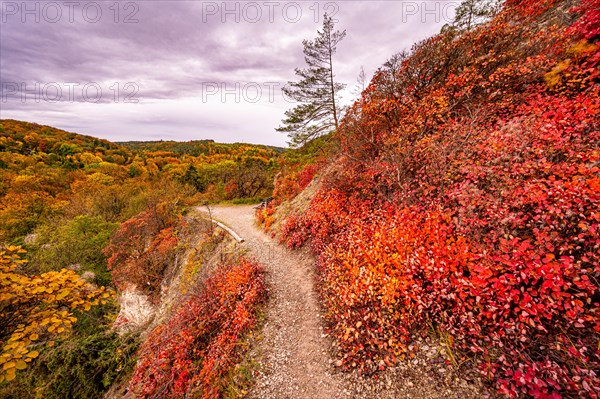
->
[0,246,112,382]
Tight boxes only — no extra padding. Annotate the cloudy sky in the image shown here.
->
[0,1,458,146]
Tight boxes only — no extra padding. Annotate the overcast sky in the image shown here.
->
[0,1,458,146]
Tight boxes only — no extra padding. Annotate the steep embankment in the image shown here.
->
[105,210,268,399]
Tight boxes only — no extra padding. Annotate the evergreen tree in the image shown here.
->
[277,14,346,147]
[182,164,205,192]
[452,0,500,30]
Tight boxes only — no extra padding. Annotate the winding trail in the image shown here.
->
[206,205,349,399]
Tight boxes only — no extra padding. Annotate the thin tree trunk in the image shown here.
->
[328,33,339,131]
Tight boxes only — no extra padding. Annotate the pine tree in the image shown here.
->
[182,164,205,192]
[277,14,346,147]
[453,0,500,30]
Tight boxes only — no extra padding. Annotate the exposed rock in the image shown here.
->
[113,285,156,335]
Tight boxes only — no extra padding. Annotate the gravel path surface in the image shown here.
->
[207,205,349,399]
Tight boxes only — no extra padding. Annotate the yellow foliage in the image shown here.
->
[87,172,115,186]
[0,247,113,382]
[544,60,571,88]
[545,40,598,90]
[568,39,599,58]
[77,152,103,165]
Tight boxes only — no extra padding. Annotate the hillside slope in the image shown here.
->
[211,205,489,398]
[273,1,600,397]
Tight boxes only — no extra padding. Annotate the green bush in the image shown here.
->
[28,215,118,286]
[0,331,139,399]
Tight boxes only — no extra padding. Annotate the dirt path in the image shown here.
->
[207,205,349,399]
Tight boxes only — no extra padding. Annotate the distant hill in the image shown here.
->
[0,119,121,155]
[0,119,284,158]
[120,140,284,158]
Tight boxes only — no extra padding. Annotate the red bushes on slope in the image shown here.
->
[504,0,562,17]
[280,189,354,252]
[257,163,319,232]
[318,207,475,372]
[281,1,600,397]
[128,258,266,399]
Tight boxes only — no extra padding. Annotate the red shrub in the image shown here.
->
[103,204,180,298]
[319,207,474,372]
[504,0,562,17]
[570,0,600,40]
[273,163,318,201]
[224,180,237,200]
[279,189,354,251]
[272,172,299,201]
[128,258,266,399]
[297,164,318,190]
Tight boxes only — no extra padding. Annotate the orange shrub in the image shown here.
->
[103,203,180,299]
